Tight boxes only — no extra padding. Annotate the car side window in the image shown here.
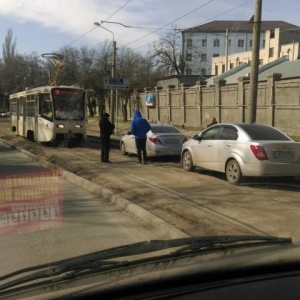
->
[218,126,238,140]
[201,127,219,140]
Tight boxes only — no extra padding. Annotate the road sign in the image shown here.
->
[103,77,130,90]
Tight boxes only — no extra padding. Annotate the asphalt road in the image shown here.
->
[0,140,175,277]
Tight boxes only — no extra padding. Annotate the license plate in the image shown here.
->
[165,139,179,144]
[273,151,294,159]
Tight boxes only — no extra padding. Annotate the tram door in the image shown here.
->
[35,94,39,141]
[17,96,24,136]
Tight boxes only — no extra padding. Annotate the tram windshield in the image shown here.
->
[51,88,85,120]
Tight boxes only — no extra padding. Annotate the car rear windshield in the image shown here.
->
[239,124,291,141]
[151,126,181,134]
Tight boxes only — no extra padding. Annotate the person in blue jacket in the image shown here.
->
[130,110,151,165]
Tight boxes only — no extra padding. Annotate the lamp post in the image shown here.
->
[94,22,117,124]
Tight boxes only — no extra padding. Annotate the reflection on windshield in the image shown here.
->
[52,88,85,121]
[0,170,63,235]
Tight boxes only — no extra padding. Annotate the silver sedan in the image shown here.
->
[120,123,187,157]
[181,123,300,184]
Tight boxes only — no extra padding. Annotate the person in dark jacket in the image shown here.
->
[130,110,151,165]
[99,113,115,163]
[207,117,218,128]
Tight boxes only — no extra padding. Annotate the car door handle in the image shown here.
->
[207,144,213,147]
[226,143,232,147]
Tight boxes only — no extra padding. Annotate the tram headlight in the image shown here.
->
[56,124,64,128]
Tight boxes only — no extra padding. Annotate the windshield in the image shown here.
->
[52,88,85,120]
[1,0,300,298]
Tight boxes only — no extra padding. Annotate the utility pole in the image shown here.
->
[248,0,262,123]
[110,40,117,124]
[225,28,229,72]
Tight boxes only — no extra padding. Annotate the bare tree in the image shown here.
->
[148,27,185,75]
[2,28,17,63]
[0,29,28,93]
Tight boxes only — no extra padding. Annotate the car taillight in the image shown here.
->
[250,145,268,160]
[149,137,162,144]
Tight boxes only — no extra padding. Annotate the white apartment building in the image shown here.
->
[181,20,300,76]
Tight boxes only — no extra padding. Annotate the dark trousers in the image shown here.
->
[100,136,110,162]
[135,138,147,163]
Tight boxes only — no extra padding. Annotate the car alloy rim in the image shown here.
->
[228,163,237,180]
[184,153,190,167]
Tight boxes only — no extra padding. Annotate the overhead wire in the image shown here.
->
[65,0,133,47]
[130,0,254,51]
[103,0,132,22]
[124,0,215,47]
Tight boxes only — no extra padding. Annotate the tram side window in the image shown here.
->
[40,94,53,121]
[10,98,17,116]
[26,95,35,117]
[19,97,25,116]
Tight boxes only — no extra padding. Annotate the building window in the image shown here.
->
[201,68,206,75]
[270,30,275,39]
[222,64,225,73]
[250,39,253,48]
[262,39,265,48]
[200,53,207,62]
[186,53,192,61]
[187,38,192,47]
[228,39,231,47]
[186,68,192,75]
[238,39,244,47]
[202,39,207,47]
[230,63,234,69]
[259,59,264,65]
[213,54,219,57]
[269,47,274,58]
[215,65,218,75]
[213,38,220,47]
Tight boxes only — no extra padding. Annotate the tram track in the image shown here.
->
[62,146,300,237]
[1,118,300,239]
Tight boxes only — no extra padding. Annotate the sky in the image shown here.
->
[0,0,300,58]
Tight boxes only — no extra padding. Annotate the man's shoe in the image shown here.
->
[136,161,142,165]
[143,161,148,165]
[103,160,112,163]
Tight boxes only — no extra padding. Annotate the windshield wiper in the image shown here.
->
[0,235,292,293]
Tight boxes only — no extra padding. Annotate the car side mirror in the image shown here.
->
[193,134,202,141]
[127,130,132,135]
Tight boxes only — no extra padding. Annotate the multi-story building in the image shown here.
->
[181,20,300,76]
[212,27,300,75]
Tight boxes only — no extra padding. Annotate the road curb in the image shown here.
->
[0,138,188,239]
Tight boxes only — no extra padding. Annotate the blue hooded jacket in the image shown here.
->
[130,110,151,139]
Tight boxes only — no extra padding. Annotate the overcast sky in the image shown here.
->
[0,0,300,58]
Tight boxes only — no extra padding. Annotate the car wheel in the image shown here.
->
[120,142,127,155]
[182,151,195,171]
[226,159,243,185]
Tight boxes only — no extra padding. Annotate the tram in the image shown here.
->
[9,85,87,144]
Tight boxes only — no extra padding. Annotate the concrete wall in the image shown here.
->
[121,74,300,136]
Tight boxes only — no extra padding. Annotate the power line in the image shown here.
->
[103,0,132,22]
[66,27,97,47]
[124,0,215,47]
[131,0,254,51]
[65,0,133,47]
[181,0,253,30]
